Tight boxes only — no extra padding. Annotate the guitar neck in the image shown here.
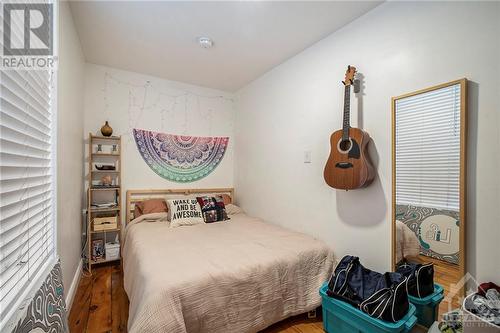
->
[342,84,351,140]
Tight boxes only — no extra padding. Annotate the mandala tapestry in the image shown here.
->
[133,129,229,183]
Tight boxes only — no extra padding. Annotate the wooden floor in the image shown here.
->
[68,263,324,333]
[69,264,128,333]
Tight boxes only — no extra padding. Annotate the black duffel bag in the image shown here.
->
[327,255,409,322]
[396,260,434,298]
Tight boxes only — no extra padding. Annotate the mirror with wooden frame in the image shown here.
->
[391,79,467,311]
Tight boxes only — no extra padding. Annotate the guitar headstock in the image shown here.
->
[343,65,356,86]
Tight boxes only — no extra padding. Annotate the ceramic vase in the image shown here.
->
[100,121,113,137]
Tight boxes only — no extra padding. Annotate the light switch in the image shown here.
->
[304,151,312,163]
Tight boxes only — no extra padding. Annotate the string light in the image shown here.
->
[101,71,234,140]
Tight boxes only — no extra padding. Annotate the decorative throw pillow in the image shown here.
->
[134,199,168,218]
[215,193,232,205]
[196,196,229,223]
[167,198,204,227]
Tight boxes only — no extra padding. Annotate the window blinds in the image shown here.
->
[395,84,461,211]
[0,67,56,324]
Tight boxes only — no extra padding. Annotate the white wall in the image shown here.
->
[235,1,500,282]
[57,1,85,300]
[83,64,235,198]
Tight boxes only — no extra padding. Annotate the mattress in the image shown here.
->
[123,211,334,333]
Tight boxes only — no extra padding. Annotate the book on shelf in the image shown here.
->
[91,202,117,208]
[91,185,120,189]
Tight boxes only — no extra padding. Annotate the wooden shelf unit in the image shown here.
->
[90,257,121,265]
[90,187,120,191]
[92,153,121,157]
[90,227,121,234]
[86,133,122,273]
[89,206,120,213]
[90,135,121,141]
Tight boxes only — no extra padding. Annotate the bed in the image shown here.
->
[395,220,420,263]
[123,188,335,333]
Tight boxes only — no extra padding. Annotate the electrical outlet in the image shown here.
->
[307,309,317,319]
[304,151,312,163]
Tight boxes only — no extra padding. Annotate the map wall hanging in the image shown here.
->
[133,128,229,183]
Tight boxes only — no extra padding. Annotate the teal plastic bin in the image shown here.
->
[407,283,444,328]
[320,283,417,333]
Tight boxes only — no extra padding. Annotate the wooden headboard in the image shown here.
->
[126,188,234,225]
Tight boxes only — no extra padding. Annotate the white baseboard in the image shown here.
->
[65,259,82,311]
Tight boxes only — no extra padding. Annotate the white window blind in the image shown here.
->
[0,66,56,324]
[395,84,461,211]
[1,0,58,327]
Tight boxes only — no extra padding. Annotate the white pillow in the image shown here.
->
[225,204,244,215]
[167,198,205,227]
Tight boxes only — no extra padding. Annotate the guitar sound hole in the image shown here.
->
[339,139,352,151]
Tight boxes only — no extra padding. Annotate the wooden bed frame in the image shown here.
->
[126,188,234,225]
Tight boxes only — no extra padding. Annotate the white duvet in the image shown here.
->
[123,212,334,333]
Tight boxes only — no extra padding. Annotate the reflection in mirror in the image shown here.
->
[392,79,467,315]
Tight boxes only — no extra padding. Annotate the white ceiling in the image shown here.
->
[69,1,381,92]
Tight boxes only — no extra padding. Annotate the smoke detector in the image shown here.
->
[198,37,213,49]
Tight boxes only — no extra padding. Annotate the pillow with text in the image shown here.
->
[167,198,205,227]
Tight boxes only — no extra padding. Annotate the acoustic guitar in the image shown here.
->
[324,66,375,190]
